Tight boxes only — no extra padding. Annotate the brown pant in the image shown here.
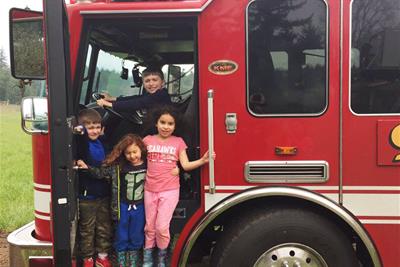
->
[78,197,112,258]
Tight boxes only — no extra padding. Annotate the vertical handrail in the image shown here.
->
[339,0,344,205]
[207,89,215,194]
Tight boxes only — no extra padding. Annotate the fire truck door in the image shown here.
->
[343,0,400,189]
[342,0,400,264]
[199,0,338,192]
[44,0,76,266]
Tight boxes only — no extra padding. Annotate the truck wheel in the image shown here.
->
[210,207,359,267]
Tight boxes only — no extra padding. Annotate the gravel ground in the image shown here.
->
[0,232,8,267]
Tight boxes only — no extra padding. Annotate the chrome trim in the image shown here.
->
[244,160,329,183]
[80,0,214,15]
[205,185,400,191]
[179,187,382,267]
[245,0,329,117]
[339,0,344,204]
[254,243,328,267]
[76,0,95,3]
[349,111,400,117]
[8,221,52,267]
[20,97,48,135]
[207,89,215,194]
[348,0,400,117]
[7,222,52,248]
[81,9,202,15]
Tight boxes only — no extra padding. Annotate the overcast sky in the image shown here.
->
[1,1,43,63]
[1,0,124,73]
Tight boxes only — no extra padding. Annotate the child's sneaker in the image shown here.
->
[83,257,94,267]
[95,256,112,267]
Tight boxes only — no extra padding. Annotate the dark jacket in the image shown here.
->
[112,88,171,113]
[87,163,146,221]
[76,132,110,199]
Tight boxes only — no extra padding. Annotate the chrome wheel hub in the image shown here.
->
[253,243,328,267]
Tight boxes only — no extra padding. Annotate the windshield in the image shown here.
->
[80,45,140,105]
[79,45,194,105]
[78,17,196,106]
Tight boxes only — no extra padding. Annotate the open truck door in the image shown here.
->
[9,0,76,266]
[44,0,76,266]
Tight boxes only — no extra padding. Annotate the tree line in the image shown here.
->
[0,48,41,104]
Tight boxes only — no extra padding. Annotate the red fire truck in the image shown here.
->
[7,0,400,266]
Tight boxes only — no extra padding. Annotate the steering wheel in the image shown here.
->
[92,93,144,125]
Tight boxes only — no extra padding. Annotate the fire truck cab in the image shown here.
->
[8,0,400,266]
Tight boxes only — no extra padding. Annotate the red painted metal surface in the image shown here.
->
[342,0,400,186]
[67,0,212,12]
[25,0,399,265]
[342,0,400,265]
[10,9,42,19]
[365,224,400,267]
[32,135,52,241]
[197,0,340,186]
[29,257,53,267]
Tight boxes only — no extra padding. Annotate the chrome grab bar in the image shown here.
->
[207,89,215,194]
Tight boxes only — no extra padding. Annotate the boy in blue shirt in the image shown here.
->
[76,109,112,267]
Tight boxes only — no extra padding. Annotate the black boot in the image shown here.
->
[127,250,139,267]
[157,248,167,267]
[143,248,154,267]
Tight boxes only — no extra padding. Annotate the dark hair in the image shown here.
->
[103,134,146,167]
[142,67,164,81]
[143,105,184,137]
[78,109,102,125]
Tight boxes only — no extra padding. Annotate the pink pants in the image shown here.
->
[144,189,179,249]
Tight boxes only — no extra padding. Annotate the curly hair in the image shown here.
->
[103,134,147,167]
[142,105,184,137]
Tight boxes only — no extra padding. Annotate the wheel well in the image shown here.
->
[186,195,375,266]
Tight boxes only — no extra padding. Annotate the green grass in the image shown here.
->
[0,105,34,232]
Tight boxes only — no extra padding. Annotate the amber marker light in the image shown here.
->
[275,146,298,155]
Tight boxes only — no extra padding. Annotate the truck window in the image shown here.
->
[80,47,140,105]
[79,44,92,104]
[247,0,327,115]
[78,18,195,107]
[351,0,400,114]
[80,52,194,105]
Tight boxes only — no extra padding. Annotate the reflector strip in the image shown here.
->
[34,190,51,214]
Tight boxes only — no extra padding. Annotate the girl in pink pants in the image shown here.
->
[142,106,215,267]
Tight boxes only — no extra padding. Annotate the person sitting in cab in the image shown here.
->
[96,67,171,115]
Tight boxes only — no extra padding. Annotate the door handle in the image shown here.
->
[208,89,215,194]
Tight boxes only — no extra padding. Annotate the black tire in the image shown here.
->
[210,207,359,267]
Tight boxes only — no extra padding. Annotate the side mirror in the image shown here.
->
[21,97,48,134]
[9,8,45,80]
[167,65,182,95]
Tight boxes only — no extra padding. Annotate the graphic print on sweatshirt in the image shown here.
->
[124,171,145,201]
[147,144,178,163]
